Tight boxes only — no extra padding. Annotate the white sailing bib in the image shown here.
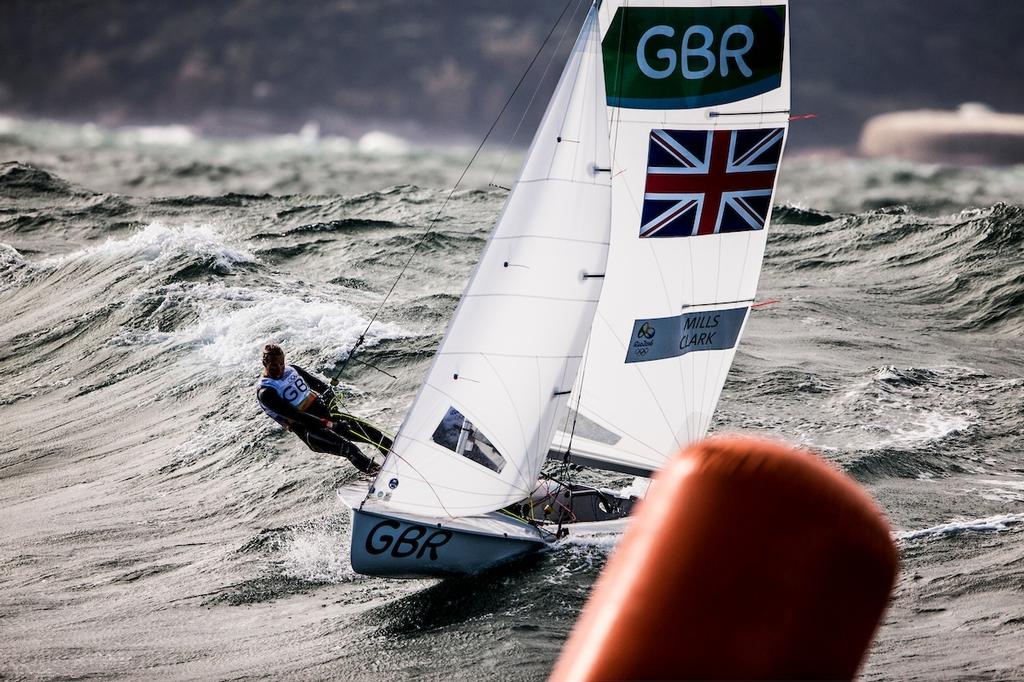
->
[257,366,317,425]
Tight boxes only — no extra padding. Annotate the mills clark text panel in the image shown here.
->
[626,307,747,363]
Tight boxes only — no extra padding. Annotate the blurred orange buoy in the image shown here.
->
[550,435,899,682]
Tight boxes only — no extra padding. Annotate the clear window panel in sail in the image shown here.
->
[431,406,507,474]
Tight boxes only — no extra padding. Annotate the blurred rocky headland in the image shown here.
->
[859,104,1024,165]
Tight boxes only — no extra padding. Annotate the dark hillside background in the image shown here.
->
[1,0,1022,148]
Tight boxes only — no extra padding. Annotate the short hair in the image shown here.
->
[261,343,285,366]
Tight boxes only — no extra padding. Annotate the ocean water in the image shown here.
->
[1,116,1023,680]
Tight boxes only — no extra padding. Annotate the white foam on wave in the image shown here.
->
[0,114,400,159]
[562,531,622,551]
[106,328,175,348]
[973,478,1024,503]
[43,222,255,273]
[875,411,972,450]
[897,513,1024,541]
[236,123,353,155]
[178,284,403,370]
[620,477,653,499]
[819,367,977,452]
[0,243,26,270]
[110,282,245,349]
[119,124,197,147]
[976,478,1024,491]
[0,116,199,149]
[543,532,621,585]
[357,130,409,155]
[796,409,975,476]
[279,518,358,583]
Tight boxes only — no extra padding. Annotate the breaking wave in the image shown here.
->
[897,513,1024,541]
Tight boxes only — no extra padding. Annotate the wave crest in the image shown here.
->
[42,223,256,275]
[0,161,83,198]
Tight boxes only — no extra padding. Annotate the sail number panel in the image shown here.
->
[602,6,786,109]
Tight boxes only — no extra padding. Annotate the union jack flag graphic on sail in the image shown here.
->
[639,127,785,238]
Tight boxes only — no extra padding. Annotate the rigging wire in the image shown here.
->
[489,0,590,188]
[552,0,633,538]
[331,0,585,387]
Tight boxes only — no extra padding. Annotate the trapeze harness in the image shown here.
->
[256,365,392,475]
[257,366,318,427]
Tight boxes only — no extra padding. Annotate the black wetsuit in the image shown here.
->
[257,365,392,473]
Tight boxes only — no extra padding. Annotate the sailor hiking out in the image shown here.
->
[256,343,392,474]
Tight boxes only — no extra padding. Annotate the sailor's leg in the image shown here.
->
[334,415,393,456]
[294,426,330,454]
[337,439,379,475]
[305,428,379,474]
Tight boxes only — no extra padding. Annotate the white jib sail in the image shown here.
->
[365,8,612,518]
[553,0,792,474]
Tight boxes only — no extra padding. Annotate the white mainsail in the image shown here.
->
[554,0,792,474]
[365,8,612,517]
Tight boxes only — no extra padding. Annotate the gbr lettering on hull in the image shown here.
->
[364,519,453,560]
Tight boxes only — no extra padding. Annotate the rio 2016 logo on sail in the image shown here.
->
[602,6,786,109]
[365,519,453,560]
[633,321,656,357]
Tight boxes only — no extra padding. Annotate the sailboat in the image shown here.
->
[340,0,791,577]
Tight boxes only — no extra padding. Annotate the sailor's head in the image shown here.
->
[262,343,286,379]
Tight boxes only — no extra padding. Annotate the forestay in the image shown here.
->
[365,8,612,517]
[555,0,791,474]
